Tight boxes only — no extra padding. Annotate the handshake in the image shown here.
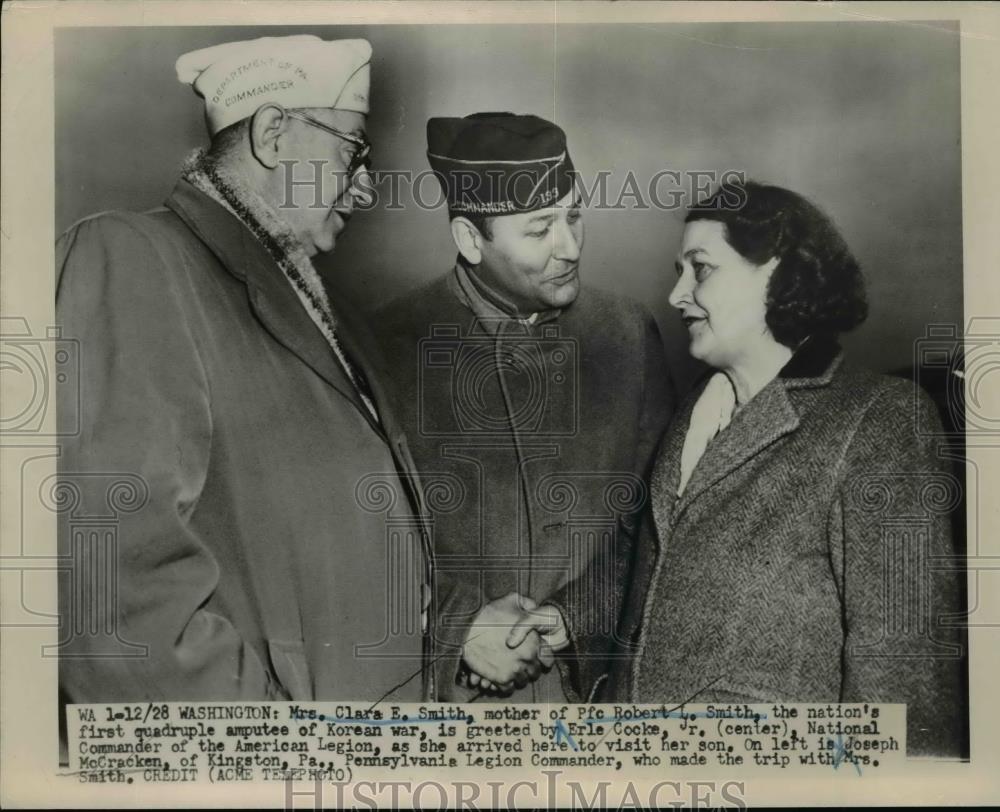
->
[461,592,569,695]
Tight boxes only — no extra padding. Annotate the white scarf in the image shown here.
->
[677,372,737,496]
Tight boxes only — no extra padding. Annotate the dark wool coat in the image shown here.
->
[56,179,435,703]
[376,271,673,701]
[611,337,964,757]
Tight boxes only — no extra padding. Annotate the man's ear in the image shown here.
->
[451,217,483,265]
[249,104,287,169]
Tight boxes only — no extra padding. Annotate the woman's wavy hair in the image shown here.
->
[685,180,868,348]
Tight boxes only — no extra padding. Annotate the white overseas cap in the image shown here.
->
[176,34,372,135]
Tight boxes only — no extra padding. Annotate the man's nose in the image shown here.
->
[552,218,581,262]
[347,167,374,208]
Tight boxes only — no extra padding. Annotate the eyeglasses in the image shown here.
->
[284,109,373,177]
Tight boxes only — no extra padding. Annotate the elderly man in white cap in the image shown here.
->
[55,35,435,704]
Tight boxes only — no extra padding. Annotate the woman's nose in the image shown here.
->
[668,270,693,309]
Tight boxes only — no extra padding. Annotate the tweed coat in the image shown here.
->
[375,269,673,701]
[611,336,964,756]
[56,179,435,703]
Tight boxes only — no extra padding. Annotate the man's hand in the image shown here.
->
[462,593,551,692]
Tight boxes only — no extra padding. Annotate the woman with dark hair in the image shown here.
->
[613,181,963,756]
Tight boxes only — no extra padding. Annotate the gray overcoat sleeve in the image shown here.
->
[835,382,963,756]
[56,216,286,701]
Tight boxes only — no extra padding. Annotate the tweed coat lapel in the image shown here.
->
[659,336,844,530]
[675,378,800,518]
[649,393,690,542]
[166,180,382,436]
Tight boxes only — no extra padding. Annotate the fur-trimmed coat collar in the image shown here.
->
[181,149,378,421]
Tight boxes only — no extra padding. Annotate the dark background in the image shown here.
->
[55,22,962,395]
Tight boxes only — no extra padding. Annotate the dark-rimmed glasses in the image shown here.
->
[284,109,372,176]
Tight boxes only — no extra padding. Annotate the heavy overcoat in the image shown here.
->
[56,179,434,703]
[376,271,673,701]
[612,337,964,756]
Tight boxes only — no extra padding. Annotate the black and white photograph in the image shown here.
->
[2,1,999,808]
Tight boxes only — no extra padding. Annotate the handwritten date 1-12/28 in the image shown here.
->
[104,704,170,723]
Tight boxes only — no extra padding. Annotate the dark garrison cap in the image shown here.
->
[426,112,576,217]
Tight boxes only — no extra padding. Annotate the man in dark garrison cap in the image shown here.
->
[376,113,674,702]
